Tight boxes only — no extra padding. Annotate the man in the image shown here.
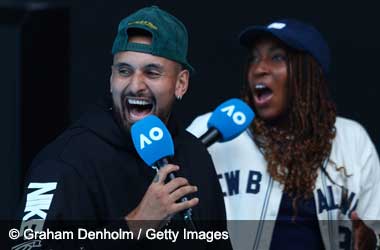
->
[13,6,231,250]
[188,19,380,250]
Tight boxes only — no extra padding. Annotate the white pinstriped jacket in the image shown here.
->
[188,113,380,250]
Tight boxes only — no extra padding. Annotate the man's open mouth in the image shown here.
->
[124,97,155,121]
[254,83,273,105]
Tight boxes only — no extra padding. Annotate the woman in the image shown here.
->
[188,19,380,250]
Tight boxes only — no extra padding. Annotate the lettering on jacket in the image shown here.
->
[316,186,358,215]
[19,182,57,234]
[218,170,262,196]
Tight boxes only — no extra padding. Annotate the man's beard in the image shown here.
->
[112,87,155,133]
[112,102,132,133]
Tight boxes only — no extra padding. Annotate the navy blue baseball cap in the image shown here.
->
[239,19,330,75]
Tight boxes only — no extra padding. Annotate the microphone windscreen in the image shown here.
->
[131,115,174,166]
[207,98,255,141]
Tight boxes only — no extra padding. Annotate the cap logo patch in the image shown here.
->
[267,22,286,29]
[128,20,158,30]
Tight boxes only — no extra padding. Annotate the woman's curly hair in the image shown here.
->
[242,49,337,209]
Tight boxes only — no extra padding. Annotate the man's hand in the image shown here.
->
[351,211,377,250]
[125,164,199,236]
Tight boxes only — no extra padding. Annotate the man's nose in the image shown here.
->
[129,71,148,93]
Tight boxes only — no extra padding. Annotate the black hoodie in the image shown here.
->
[13,99,232,250]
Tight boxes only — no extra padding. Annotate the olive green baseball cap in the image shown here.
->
[112,5,194,74]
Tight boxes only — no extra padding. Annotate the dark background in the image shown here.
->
[1,0,379,219]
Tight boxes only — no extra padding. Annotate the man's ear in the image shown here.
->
[109,70,114,93]
[110,55,117,92]
[174,69,189,99]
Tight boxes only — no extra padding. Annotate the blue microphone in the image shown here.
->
[200,98,255,147]
[131,115,196,230]
[131,115,174,166]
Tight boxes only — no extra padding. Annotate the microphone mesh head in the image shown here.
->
[208,98,255,141]
[131,115,174,166]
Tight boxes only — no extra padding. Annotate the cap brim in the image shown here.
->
[239,25,306,53]
[239,26,275,48]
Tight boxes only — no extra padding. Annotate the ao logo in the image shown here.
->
[140,127,164,149]
[221,105,246,125]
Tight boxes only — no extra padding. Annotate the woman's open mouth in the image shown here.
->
[253,83,273,106]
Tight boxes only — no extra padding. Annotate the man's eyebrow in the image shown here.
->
[144,63,164,71]
[113,62,133,68]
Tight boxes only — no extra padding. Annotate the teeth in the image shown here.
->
[255,84,266,90]
[128,99,151,105]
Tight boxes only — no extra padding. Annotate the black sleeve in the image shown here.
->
[182,134,233,250]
